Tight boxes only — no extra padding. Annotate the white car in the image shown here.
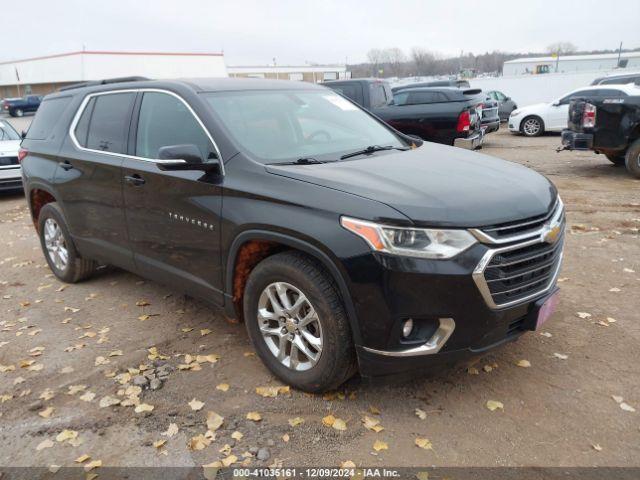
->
[508,84,640,137]
[0,120,22,191]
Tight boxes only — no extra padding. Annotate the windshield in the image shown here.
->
[202,90,406,162]
[0,121,20,141]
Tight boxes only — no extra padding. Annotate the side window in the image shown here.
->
[495,91,507,101]
[369,84,387,108]
[393,92,410,106]
[405,91,445,105]
[85,93,135,153]
[597,89,627,98]
[330,84,364,106]
[559,90,589,105]
[135,92,216,161]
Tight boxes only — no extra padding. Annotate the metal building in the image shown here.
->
[503,52,640,76]
[227,65,349,83]
[0,50,228,97]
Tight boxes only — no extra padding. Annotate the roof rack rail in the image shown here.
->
[59,76,150,92]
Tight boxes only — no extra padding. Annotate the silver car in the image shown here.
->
[0,120,22,191]
[486,90,518,122]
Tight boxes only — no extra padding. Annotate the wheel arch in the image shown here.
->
[225,230,363,345]
[28,185,58,232]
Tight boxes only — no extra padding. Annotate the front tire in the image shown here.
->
[625,139,640,178]
[520,116,544,137]
[38,203,97,283]
[243,251,356,392]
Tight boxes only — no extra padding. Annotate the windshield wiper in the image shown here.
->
[339,145,409,160]
[268,157,326,166]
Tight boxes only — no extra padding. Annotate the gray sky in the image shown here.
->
[7,0,640,65]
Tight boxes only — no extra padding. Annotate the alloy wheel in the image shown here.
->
[523,118,541,136]
[257,282,323,371]
[43,218,69,271]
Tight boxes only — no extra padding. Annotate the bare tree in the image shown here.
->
[384,47,407,77]
[367,49,384,76]
[546,42,578,56]
[411,47,436,76]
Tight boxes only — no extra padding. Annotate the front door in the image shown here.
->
[55,91,136,270]
[122,91,224,305]
[547,90,592,131]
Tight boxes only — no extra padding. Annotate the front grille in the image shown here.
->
[0,156,19,166]
[480,200,560,241]
[483,233,563,306]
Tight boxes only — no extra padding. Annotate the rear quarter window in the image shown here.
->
[25,96,72,140]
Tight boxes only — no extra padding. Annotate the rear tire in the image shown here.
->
[38,203,97,283]
[14,108,24,117]
[520,116,544,137]
[625,139,640,179]
[243,251,356,393]
[605,153,625,166]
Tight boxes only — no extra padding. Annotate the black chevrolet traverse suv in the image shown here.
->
[20,77,565,392]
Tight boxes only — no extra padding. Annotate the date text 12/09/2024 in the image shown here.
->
[228,468,402,478]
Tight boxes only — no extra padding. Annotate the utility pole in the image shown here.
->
[617,41,623,67]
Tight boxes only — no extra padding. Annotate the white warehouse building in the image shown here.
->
[0,50,228,98]
[227,65,349,83]
[503,51,640,76]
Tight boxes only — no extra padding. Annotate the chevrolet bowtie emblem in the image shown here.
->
[543,223,561,244]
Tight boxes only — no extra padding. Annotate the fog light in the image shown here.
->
[402,319,414,338]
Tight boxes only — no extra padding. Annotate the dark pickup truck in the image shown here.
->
[2,95,43,117]
[325,79,484,149]
[560,84,640,178]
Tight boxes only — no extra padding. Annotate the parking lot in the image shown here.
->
[0,115,638,469]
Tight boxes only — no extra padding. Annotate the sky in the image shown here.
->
[6,0,640,66]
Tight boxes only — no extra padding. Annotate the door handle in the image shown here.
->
[59,161,74,171]
[124,174,145,186]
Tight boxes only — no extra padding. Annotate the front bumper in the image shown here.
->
[561,130,593,150]
[348,205,565,378]
[0,166,22,191]
[357,287,559,377]
[453,129,484,150]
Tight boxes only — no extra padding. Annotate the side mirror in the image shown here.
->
[21,130,27,140]
[552,101,560,107]
[156,144,220,173]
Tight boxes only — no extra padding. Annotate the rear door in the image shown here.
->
[55,91,136,270]
[121,91,224,305]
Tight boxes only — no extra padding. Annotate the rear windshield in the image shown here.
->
[25,96,72,140]
[0,121,20,141]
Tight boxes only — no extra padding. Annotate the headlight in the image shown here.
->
[340,217,477,259]
[510,109,521,117]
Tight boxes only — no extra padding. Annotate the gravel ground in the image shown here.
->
[0,116,639,471]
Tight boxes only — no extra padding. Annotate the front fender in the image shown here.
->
[225,229,363,345]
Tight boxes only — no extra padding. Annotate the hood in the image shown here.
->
[0,140,20,155]
[265,143,556,228]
